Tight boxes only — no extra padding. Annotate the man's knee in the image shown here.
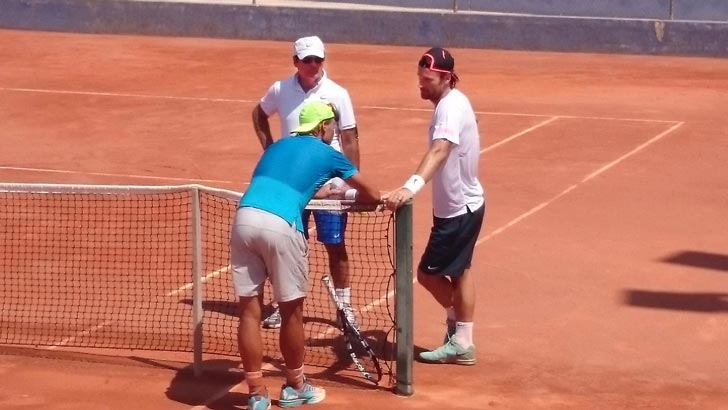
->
[238,295,263,320]
[278,297,304,317]
[417,270,436,287]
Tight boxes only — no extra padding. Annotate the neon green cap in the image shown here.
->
[291,101,336,134]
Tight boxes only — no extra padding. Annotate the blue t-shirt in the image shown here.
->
[240,135,358,232]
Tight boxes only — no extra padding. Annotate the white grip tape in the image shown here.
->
[344,189,357,200]
[403,174,425,194]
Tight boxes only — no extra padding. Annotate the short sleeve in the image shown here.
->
[259,82,280,116]
[431,97,463,145]
[334,90,356,131]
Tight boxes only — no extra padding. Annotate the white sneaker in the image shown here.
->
[262,306,281,329]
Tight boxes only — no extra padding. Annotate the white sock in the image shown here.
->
[453,321,473,348]
[446,306,456,322]
[335,287,351,305]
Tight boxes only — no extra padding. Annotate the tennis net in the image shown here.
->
[0,183,413,393]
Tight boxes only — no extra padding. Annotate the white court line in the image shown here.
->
[0,166,236,184]
[187,382,247,410]
[475,121,684,246]
[367,120,684,308]
[167,265,231,296]
[10,84,682,396]
[365,105,680,123]
[0,87,255,104]
[186,362,277,410]
[481,116,560,154]
[46,265,231,351]
[313,120,685,340]
[45,265,232,352]
[47,320,115,349]
[1,86,679,123]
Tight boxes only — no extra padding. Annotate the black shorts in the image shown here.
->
[418,204,485,277]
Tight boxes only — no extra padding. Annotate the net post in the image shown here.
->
[191,187,204,376]
[394,200,414,396]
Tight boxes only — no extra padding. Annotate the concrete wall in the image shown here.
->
[316,0,728,21]
[0,0,726,57]
[316,0,672,19]
[673,0,728,21]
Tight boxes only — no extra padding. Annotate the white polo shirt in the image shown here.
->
[429,88,485,218]
[259,71,356,153]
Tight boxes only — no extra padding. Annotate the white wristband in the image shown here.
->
[344,189,358,200]
[402,174,425,194]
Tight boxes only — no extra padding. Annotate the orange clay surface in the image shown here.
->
[1,28,728,410]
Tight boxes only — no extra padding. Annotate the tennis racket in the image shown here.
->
[321,274,382,384]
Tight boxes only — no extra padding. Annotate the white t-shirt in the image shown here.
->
[429,89,485,218]
[259,71,355,153]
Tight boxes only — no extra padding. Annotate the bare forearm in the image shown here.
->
[382,139,452,210]
[252,105,274,150]
[413,139,452,182]
[345,173,381,204]
[340,128,360,169]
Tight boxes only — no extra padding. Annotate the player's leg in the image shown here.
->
[230,208,271,408]
[451,267,475,323]
[263,210,310,329]
[315,211,359,329]
[416,268,457,343]
[416,269,454,308]
[416,212,459,311]
[237,294,267,391]
[315,211,349,289]
[324,242,352,299]
[450,205,484,336]
[450,267,475,351]
[266,216,325,407]
[417,274,476,365]
[417,206,483,365]
[238,294,270,410]
[264,216,309,364]
[278,297,305,372]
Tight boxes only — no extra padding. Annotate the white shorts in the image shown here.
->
[230,207,309,302]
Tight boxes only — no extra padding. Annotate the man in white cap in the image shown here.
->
[251,35,362,331]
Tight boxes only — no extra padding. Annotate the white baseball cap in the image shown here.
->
[293,36,325,59]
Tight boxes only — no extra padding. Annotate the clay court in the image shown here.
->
[1,28,728,409]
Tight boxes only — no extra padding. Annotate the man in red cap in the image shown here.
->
[385,47,485,365]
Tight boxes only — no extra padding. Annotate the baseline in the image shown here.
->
[0,86,679,124]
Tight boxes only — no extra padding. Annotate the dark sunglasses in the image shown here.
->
[300,56,324,64]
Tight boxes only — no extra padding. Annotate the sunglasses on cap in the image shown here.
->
[300,56,324,64]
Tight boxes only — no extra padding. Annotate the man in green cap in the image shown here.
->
[231,101,382,409]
